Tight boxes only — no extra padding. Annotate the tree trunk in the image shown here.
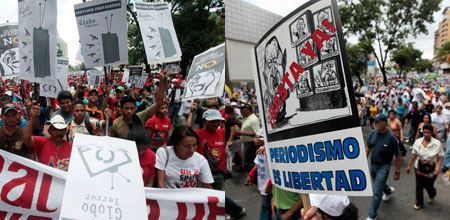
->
[381,66,388,86]
[356,73,363,87]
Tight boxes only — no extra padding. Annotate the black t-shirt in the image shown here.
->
[0,127,28,157]
[367,129,399,165]
[225,116,237,142]
[406,109,426,128]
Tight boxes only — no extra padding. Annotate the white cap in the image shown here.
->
[310,194,350,217]
[45,115,68,130]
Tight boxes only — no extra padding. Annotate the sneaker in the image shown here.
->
[428,197,434,204]
[413,204,422,210]
[366,217,377,220]
[382,193,390,202]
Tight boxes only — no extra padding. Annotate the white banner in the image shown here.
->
[87,69,103,86]
[253,0,372,196]
[0,23,19,79]
[0,147,225,219]
[183,43,225,101]
[135,2,182,64]
[40,58,69,98]
[74,0,128,68]
[121,69,130,83]
[60,134,147,220]
[18,0,57,85]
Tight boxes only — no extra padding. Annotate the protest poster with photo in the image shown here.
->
[135,2,182,64]
[183,43,225,101]
[129,66,147,88]
[253,0,372,196]
[87,69,103,86]
[0,23,19,79]
[18,0,57,85]
[40,58,69,98]
[59,134,147,220]
[74,0,128,68]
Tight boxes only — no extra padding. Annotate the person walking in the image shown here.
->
[406,124,444,210]
[366,114,401,220]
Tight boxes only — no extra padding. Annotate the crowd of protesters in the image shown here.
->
[0,67,233,213]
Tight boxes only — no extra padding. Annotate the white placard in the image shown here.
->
[0,23,19,79]
[135,2,182,64]
[74,0,128,68]
[87,69,103,86]
[59,134,147,220]
[40,58,69,98]
[19,0,57,85]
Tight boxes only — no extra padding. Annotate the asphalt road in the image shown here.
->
[225,125,450,220]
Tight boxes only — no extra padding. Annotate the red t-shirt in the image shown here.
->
[195,128,226,173]
[139,149,156,185]
[33,136,72,171]
[145,115,171,146]
[107,97,117,112]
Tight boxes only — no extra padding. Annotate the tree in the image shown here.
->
[391,43,422,76]
[415,58,433,73]
[346,40,371,86]
[436,41,450,63]
[340,0,442,85]
[127,0,225,75]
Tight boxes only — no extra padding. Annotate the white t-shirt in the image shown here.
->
[155,146,214,189]
[431,112,447,132]
[254,153,270,196]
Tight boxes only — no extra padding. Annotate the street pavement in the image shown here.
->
[225,125,450,220]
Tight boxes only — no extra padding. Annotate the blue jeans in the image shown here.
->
[260,194,272,220]
[275,208,300,220]
[444,135,450,168]
[368,163,393,219]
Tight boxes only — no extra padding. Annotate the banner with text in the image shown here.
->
[40,58,69,98]
[19,0,58,85]
[74,0,128,68]
[0,146,225,219]
[183,43,225,101]
[253,0,372,196]
[135,2,182,64]
[0,23,19,79]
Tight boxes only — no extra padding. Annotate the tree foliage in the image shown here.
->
[127,0,225,75]
[339,0,442,85]
[346,40,371,85]
[391,43,422,75]
[436,41,450,63]
[415,58,433,73]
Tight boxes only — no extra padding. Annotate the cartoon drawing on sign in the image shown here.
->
[0,48,19,77]
[78,145,132,190]
[102,14,120,64]
[33,0,51,78]
[314,7,335,34]
[295,70,313,98]
[297,39,318,68]
[262,37,296,128]
[185,70,221,97]
[320,37,339,59]
[289,14,310,47]
[313,59,340,93]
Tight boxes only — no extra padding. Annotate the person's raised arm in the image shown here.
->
[139,69,168,122]
[186,102,198,127]
[22,103,40,151]
[102,86,111,110]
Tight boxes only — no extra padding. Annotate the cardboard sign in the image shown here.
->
[183,43,225,101]
[18,0,57,85]
[74,0,128,68]
[135,2,182,64]
[0,149,225,220]
[129,66,147,88]
[87,69,103,86]
[253,0,372,196]
[59,134,147,220]
[0,23,19,79]
[40,58,69,98]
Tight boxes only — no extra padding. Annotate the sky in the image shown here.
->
[0,0,83,65]
[243,0,450,60]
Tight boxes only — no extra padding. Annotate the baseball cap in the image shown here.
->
[45,115,68,130]
[203,109,225,121]
[175,79,182,84]
[310,194,350,217]
[88,89,99,95]
[412,101,418,105]
[230,102,238,106]
[374,114,387,122]
[1,103,20,115]
[115,86,125,92]
[239,103,253,111]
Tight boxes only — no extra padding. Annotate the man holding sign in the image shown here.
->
[366,114,401,220]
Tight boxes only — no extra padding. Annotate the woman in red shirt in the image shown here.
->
[127,125,156,187]
[145,101,171,152]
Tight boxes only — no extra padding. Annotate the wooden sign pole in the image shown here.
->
[301,194,311,213]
